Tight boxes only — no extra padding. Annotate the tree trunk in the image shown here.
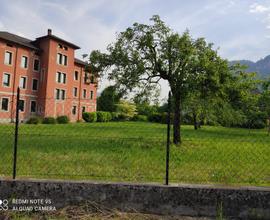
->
[173,96,181,144]
[193,112,198,130]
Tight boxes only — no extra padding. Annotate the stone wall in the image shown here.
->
[0,179,269,219]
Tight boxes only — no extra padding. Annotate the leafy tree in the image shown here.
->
[97,86,122,112]
[89,15,229,144]
[258,78,270,134]
[115,100,137,120]
[225,64,265,129]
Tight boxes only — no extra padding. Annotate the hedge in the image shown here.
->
[56,115,70,124]
[26,116,42,124]
[96,111,112,122]
[42,117,56,124]
[132,114,148,122]
[82,112,97,122]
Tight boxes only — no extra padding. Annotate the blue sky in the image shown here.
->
[1,0,270,98]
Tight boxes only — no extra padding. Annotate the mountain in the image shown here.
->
[230,55,270,78]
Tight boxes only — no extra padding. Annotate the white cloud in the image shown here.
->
[0,21,4,29]
[249,3,270,13]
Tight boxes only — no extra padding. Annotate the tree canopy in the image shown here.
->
[89,15,267,144]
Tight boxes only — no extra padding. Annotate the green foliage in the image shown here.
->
[136,102,158,117]
[242,111,267,129]
[42,117,56,124]
[115,100,137,120]
[56,115,70,124]
[26,116,42,124]
[82,112,97,123]
[96,111,112,122]
[111,112,120,121]
[97,86,122,112]
[132,114,148,122]
[148,113,168,124]
[90,15,230,144]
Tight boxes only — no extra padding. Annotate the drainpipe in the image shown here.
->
[77,66,83,121]
[10,46,19,122]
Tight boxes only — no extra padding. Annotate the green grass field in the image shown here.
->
[0,122,269,186]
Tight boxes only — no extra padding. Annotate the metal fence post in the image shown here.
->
[165,91,171,185]
[13,87,20,179]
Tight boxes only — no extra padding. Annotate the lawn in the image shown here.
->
[0,122,269,186]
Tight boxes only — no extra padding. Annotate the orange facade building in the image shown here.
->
[0,29,97,122]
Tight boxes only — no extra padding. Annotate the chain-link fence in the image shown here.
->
[0,88,269,186]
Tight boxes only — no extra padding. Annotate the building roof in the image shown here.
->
[74,58,88,66]
[36,30,80,50]
[0,31,39,50]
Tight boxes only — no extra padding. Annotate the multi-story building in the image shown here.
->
[0,29,97,122]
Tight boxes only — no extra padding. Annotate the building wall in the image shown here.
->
[0,36,97,123]
[0,40,41,122]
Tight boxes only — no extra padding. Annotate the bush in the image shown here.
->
[26,116,42,124]
[148,113,162,123]
[96,111,112,122]
[117,113,129,121]
[111,112,118,121]
[82,112,97,123]
[148,112,171,124]
[132,114,148,122]
[115,101,137,120]
[42,117,56,124]
[56,115,69,124]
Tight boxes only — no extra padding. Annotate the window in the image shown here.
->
[4,51,12,65]
[73,87,78,97]
[82,106,86,113]
[56,89,60,100]
[72,106,77,115]
[56,72,66,84]
[57,53,67,66]
[32,79,38,91]
[90,91,94,100]
[74,71,79,80]
[3,73,11,87]
[63,55,67,65]
[56,72,61,83]
[57,53,62,65]
[19,77,27,89]
[1,98,9,111]
[83,89,86,98]
[30,101,37,113]
[61,90,66,100]
[64,46,68,51]
[21,56,28,68]
[18,100,25,112]
[58,44,63,49]
[33,59,40,71]
[55,89,65,100]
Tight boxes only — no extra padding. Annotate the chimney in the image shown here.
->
[47,29,52,36]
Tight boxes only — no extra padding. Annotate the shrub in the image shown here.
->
[115,101,137,120]
[42,117,56,124]
[132,114,148,122]
[96,111,112,122]
[117,113,129,121]
[26,116,42,124]
[111,112,120,121]
[148,112,171,124]
[82,112,97,123]
[56,115,69,124]
[148,113,162,123]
